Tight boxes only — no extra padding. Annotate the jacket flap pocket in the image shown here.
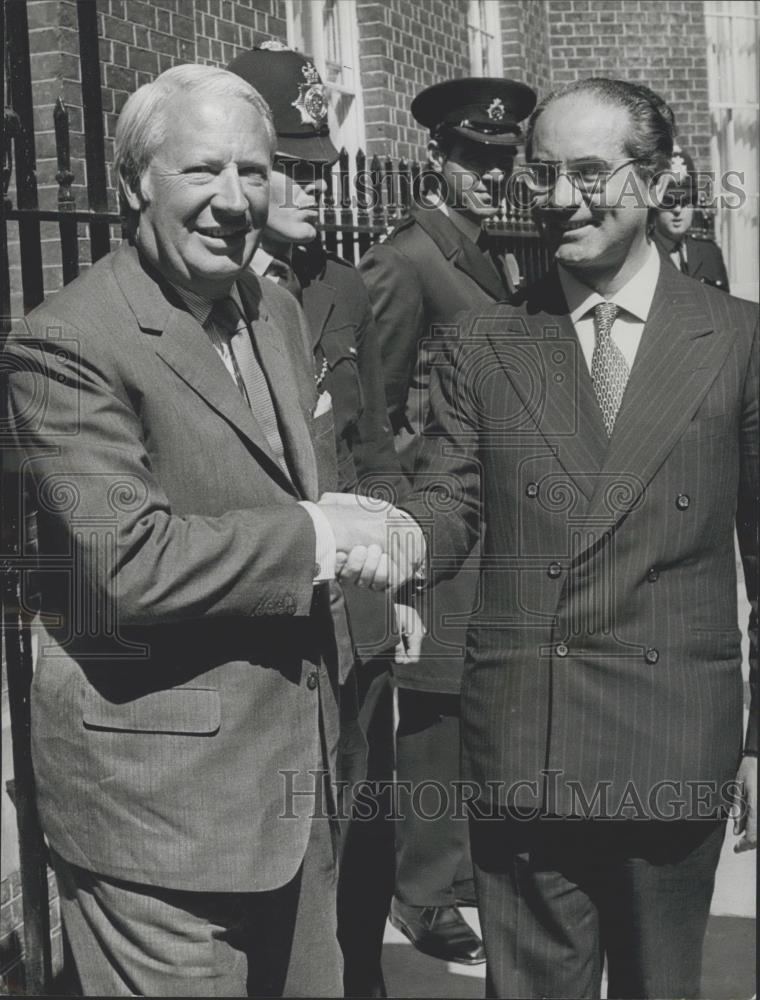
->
[83,686,221,735]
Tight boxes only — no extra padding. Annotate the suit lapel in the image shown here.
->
[454,238,508,299]
[113,244,302,498]
[301,280,336,347]
[238,277,320,501]
[412,206,506,300]
[583,265,729,530]
[486,272,608,501]
[685,236,704,281]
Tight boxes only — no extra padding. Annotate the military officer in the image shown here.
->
[359,77,536,965]
[227,44,414,998]
[651,148,730,292]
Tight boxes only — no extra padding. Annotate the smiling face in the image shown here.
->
[128,93,272,298]
[263,159,326,247]
[432,138,514,221]
[530,94,659,290]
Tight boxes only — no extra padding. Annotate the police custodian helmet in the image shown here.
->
[227,41,339,165]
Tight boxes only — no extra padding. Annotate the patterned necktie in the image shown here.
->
[209,296,288,474]
[591,301,629,437]
[266,256,303,305]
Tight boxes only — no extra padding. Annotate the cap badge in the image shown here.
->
[259,40,291,51]
[487,98,505,121]
[670,152,688,182]
[292,62,328,127]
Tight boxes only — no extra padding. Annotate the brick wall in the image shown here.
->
[500,0,552,97]
[0,865,63,992]
[544,0,711,169]
[9,0,290,311]
[356,0,471,161]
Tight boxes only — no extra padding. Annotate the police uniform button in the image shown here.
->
[547,561,562,579]
[647,567,659,583]
[306,670,319,690]
[526,482,539,498]
[555,643,569,658]
[676,493,690,510]
[645,647,659,664]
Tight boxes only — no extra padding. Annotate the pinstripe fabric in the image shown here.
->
[209,296,289,476]
[7,244,341,893]
[401,263,758,996]
[403,264,758,817]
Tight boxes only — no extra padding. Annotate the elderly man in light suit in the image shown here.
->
[7,65,422,997]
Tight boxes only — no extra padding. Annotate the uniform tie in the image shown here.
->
[591,301,629,437]
[208,296,288,474]
[266,256,303,305]
[676,240,688,274]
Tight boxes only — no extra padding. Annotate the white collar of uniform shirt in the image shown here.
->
[557,241,661,373]
[252,246,297,280]
[251,246,275,278]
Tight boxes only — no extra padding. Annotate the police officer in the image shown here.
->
[227,43,414,998]
[651,148,730,291]
[359,77,536,965]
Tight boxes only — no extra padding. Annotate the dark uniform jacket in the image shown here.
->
[652,230,730,292]
[359,206,517,691]
[293,243,403,667]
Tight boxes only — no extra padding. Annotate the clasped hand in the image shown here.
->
[317,492,426,591]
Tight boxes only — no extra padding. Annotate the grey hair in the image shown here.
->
[114,64,276,206]
[525,78,674,181]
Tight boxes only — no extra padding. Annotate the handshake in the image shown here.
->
[317,492,426,591]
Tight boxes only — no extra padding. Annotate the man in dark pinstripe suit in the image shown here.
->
[400,78,757,998]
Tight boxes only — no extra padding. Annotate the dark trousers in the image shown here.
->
[395,689,474,906]
[337,657,396,988]
[54,814,341,997]
[470,815,725,999]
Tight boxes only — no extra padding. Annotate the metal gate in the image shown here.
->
[1,2,549,991]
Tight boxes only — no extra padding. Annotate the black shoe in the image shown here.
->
[389,898,486,965]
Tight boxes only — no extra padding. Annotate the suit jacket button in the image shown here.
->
[647,567,659,583]
[676,493,690,510]
[526,482,539,498]
[555,643,569,658]
[306,670,319,690]
[645,647,659,664]
[547,561,562,579]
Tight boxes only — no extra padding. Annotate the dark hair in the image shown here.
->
[634,84,677,135]
[525,78,674,181]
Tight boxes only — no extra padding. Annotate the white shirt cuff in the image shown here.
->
[298,501,337,583]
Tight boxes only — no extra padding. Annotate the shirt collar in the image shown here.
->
[558,241,661,325]
[169,281,245,327]
[252,246,275,277]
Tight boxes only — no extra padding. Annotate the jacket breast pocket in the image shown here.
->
[82,686,221,735]
[318,326,364,440]
[681,412,734,442]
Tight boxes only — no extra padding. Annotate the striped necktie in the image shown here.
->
[591,301,629,437]
[209,296,288,474]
